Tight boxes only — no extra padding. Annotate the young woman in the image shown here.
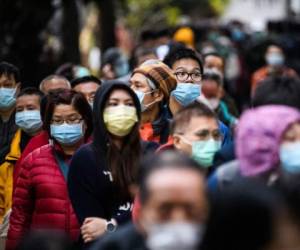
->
[68,81,157,247]
[6,90,93,250]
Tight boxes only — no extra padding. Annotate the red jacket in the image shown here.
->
[6,144,80,250]
[13,131,49,190]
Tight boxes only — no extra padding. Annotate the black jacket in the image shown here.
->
[68,82,158,247]
[90,223,148,250]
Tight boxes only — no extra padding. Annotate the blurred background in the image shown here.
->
[1,0,300,94]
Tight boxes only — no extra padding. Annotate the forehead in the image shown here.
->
[44,79,69,89]
[16,95,40,105]
[204,55,223,66]
[184,116,218,133]
[130,73,148,84]
[74,82,100,92]
[172,58,200,71]
[0,74,16,82]
[283,122,300,136]
[267,46,282,54]
[108,89,133,100]
[147,168,204,198]
[53,104,78,115]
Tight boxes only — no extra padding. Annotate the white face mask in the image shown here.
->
[207,98,220,110]
[146,222,203,250]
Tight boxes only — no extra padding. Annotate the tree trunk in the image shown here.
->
[97,0,116,53]
[61,0,81,63]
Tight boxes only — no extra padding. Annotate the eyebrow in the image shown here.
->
[175,67,201,72]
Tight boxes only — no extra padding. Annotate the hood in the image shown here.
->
[92,81,141,152]
[236,105,300,177]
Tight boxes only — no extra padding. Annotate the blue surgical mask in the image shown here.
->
[171,83,200,107]
[280,142,300,174]
[50,122,84,146]
[15,110,42,134]
[0,87,16,109]
[181,137,221,167]
[134,90,156,112]
[266,53,284,67]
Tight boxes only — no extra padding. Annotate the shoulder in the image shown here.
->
[69,143,99,175]
[23,144,53,163]
[72,143,95,162]
[141,140,159,155]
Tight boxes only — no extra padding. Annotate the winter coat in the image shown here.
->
[6,144,80,250]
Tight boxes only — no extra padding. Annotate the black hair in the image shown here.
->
[163,47,203,74]
[140,30,157,42]
[203,52,224,62]
[92,81,142,199]
[138,151,204,204]
[43,89,93,141]
[71,75,102,88]
[171,102,217,134]
[202,71,223,86]
[201,179,285,250]
[0,61,21,83]
[17,87,43,99]
[252,76,300,110]
[55,63,75,81]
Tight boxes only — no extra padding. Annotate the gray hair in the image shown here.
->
[39,75,71,93]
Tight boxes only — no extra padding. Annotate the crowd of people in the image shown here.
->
[1,24,300,250]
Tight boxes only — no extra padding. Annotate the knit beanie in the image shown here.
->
[132,60,177,102]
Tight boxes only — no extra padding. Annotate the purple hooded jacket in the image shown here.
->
[236,105,300,177]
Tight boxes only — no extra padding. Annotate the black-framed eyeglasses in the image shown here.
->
[51,117,83,125]
[174,71,202,82]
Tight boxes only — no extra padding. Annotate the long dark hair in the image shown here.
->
[92,82,142,199]
[43,89,93,141]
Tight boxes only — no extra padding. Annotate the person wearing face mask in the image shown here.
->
[201,71,238,128]
[71,75,102,109]
[101,48,131,82]
[164,47,204,115]
[0,88,43,225]
[91,151,208,250]
[168,102,223,173]
[6,90,93,250]
[208,105,300,191]
[0,62,21,169]
[130,60,177,144]
[67,82,158,248]
[251,44,298,95]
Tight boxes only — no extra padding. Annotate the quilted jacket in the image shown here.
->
[6,144,80,250]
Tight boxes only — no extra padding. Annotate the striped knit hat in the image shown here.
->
[132,60,177,102]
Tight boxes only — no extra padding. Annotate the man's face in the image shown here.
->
[0,74,18,89]
[139,168,208,228]
[42,79,70,94]
[204,55,224,73]
[172,58,202,85]
[173,116,220,156]
[73,82,100,104]
[16,95,41,112]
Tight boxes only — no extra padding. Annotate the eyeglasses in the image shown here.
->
[51,117,83,125]
[174,71,202,82]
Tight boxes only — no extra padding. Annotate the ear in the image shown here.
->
[173,134,182,150]
[15,82,21,96]
[153,89,164,102]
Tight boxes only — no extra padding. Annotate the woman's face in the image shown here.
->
[105,89,135,108]
[51,104,87,145]
[281,122,300,145]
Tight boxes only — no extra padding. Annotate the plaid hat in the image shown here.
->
[132,60,177,102]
